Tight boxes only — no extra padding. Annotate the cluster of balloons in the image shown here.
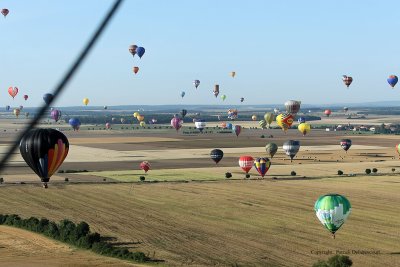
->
[342,74,399,88]
[129,44,145,75]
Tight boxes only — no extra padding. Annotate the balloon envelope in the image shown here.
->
[181,91,185,98]
[195,119,206,132]
[193,80,200,89]
[1,9,9,17]
[8,87,18,99]
[387,75,398,88]
[276,113,294,132]
[19,129,69,185]
[51,109,61,122]
[340,139,352,152]
[83,98,89,106]
[43,93,54,105]
[140,161,151,173]
[298,123,311,136]
[283,140,300,161]
[239,156,254,174]
[254,157,271,177]
[136,47,145,58]
[285,100,301,114]
[133,66,139,74]
[314,194,351,237]
[210,149,224,164]
[324,109,332,117]
[342,75,353,87]
[180,109,187,118]
[69,118,81,131]
[233,125,241,137]
[23,95,28,101]
[265,143,278,158]
[171,117,183,131]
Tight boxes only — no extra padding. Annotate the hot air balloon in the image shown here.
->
[239,156,254,174]
[254,157,271,178]
[221,94,227,101]
[195,119,206,132]
[285,100,301,114]
[273,108,279,114]
[282,140,300,162]
[106,123,111,129]
[51,109,61,122]
[227,109,238,120]
[276,113,294,132]
[13,108,20,118]
[43,93,54,105]
[5,105,10,111]
[133,112,139,118]
[343,107,348,113]
[128,44,138,57]
[193,80,200,89]
[133,66,139,74]
[140,161,151,173]
[120,118,126,124]
[19,105,23,110]
[396,144,400,156]
[19,129,69,188]
[83,98,89,106]
[297,117,306,124]
[181,91,185,98]
[240,97,244,103]
[342,75,353,87]
[264,112,274,128]
[220,122,227,128]
[180,109,187,118]
[171,117,183,131]
[23,95,28,101]
[69,118,81,131]
[210,149,224,164]
[8,87,18,99]
[314,194,351,238]
[251,115,257,121]
[226,123,233,130]
[25,112,29,118]
[387,75,398,88]
[136,47,145,58]
[324,109,332,117]
[112,117,116,122]
[140,121,146,127]
[265,143,278,158]
[151,118,157,124]
[213,84,220,97]
[1,9,9,17]
[137,115,145,122]
[259,120,267,129]
[217,115,221,120]
[230,71,236,78]
[233,125,241,137]
[298,123,311,136]
[104,105,108,110]
[340,139,352,152]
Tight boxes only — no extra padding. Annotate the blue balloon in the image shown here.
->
[226,123,233,130]
[387,75,398,88]
[68,118,81,131]
[181,91,185,98]
[43,93,54,105]
[297,117,306,124]
[5,105,10,111]
[136,47,145,58]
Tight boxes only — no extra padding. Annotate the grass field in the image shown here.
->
[0,174,398,267]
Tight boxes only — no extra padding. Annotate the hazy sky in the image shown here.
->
[1,0,400,107]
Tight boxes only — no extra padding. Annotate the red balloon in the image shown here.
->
[324,109,332,117]
[8,87,18,99]
[238,155,254,174]
[140,161,150,173]
[23,95,28,101]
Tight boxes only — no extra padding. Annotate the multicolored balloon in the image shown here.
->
[1,9,9,17]
[133,66,139,74]
[140,161,151,173]
[13,108,20,118]
[23,95,28,101]
[265,143,278,158]
[227,109,238,120]
[69,118,81,131]
[340,139,352,152]
[253,157,271,177]
[233,125,241,137]
[285,100,301,114]
[230,71,236,78]
[239,156,254,174]
[19,129,69,188]
[8,87,18,99]
[283,140,300,162]
[259,120,267,129]
[387,75,398,88]
[171,117,183,131]
[314,194,351,238]
[276,113,294,132]
[128,44,138,57]
[298,123,311,136]
[193,80,200,89]
[342,75,353,88]
[210,149,224,164]
[297,117,306,124]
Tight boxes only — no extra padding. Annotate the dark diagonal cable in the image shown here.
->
[0,0,124,171]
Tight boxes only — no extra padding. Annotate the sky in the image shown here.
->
[1,0,400,108]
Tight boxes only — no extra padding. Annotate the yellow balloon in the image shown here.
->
[140,121,146,127]
[83,98,89,106]
[298,123,311,136]
[276,113,294,132]
[230,71,236,78]
[133,112,139,118]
